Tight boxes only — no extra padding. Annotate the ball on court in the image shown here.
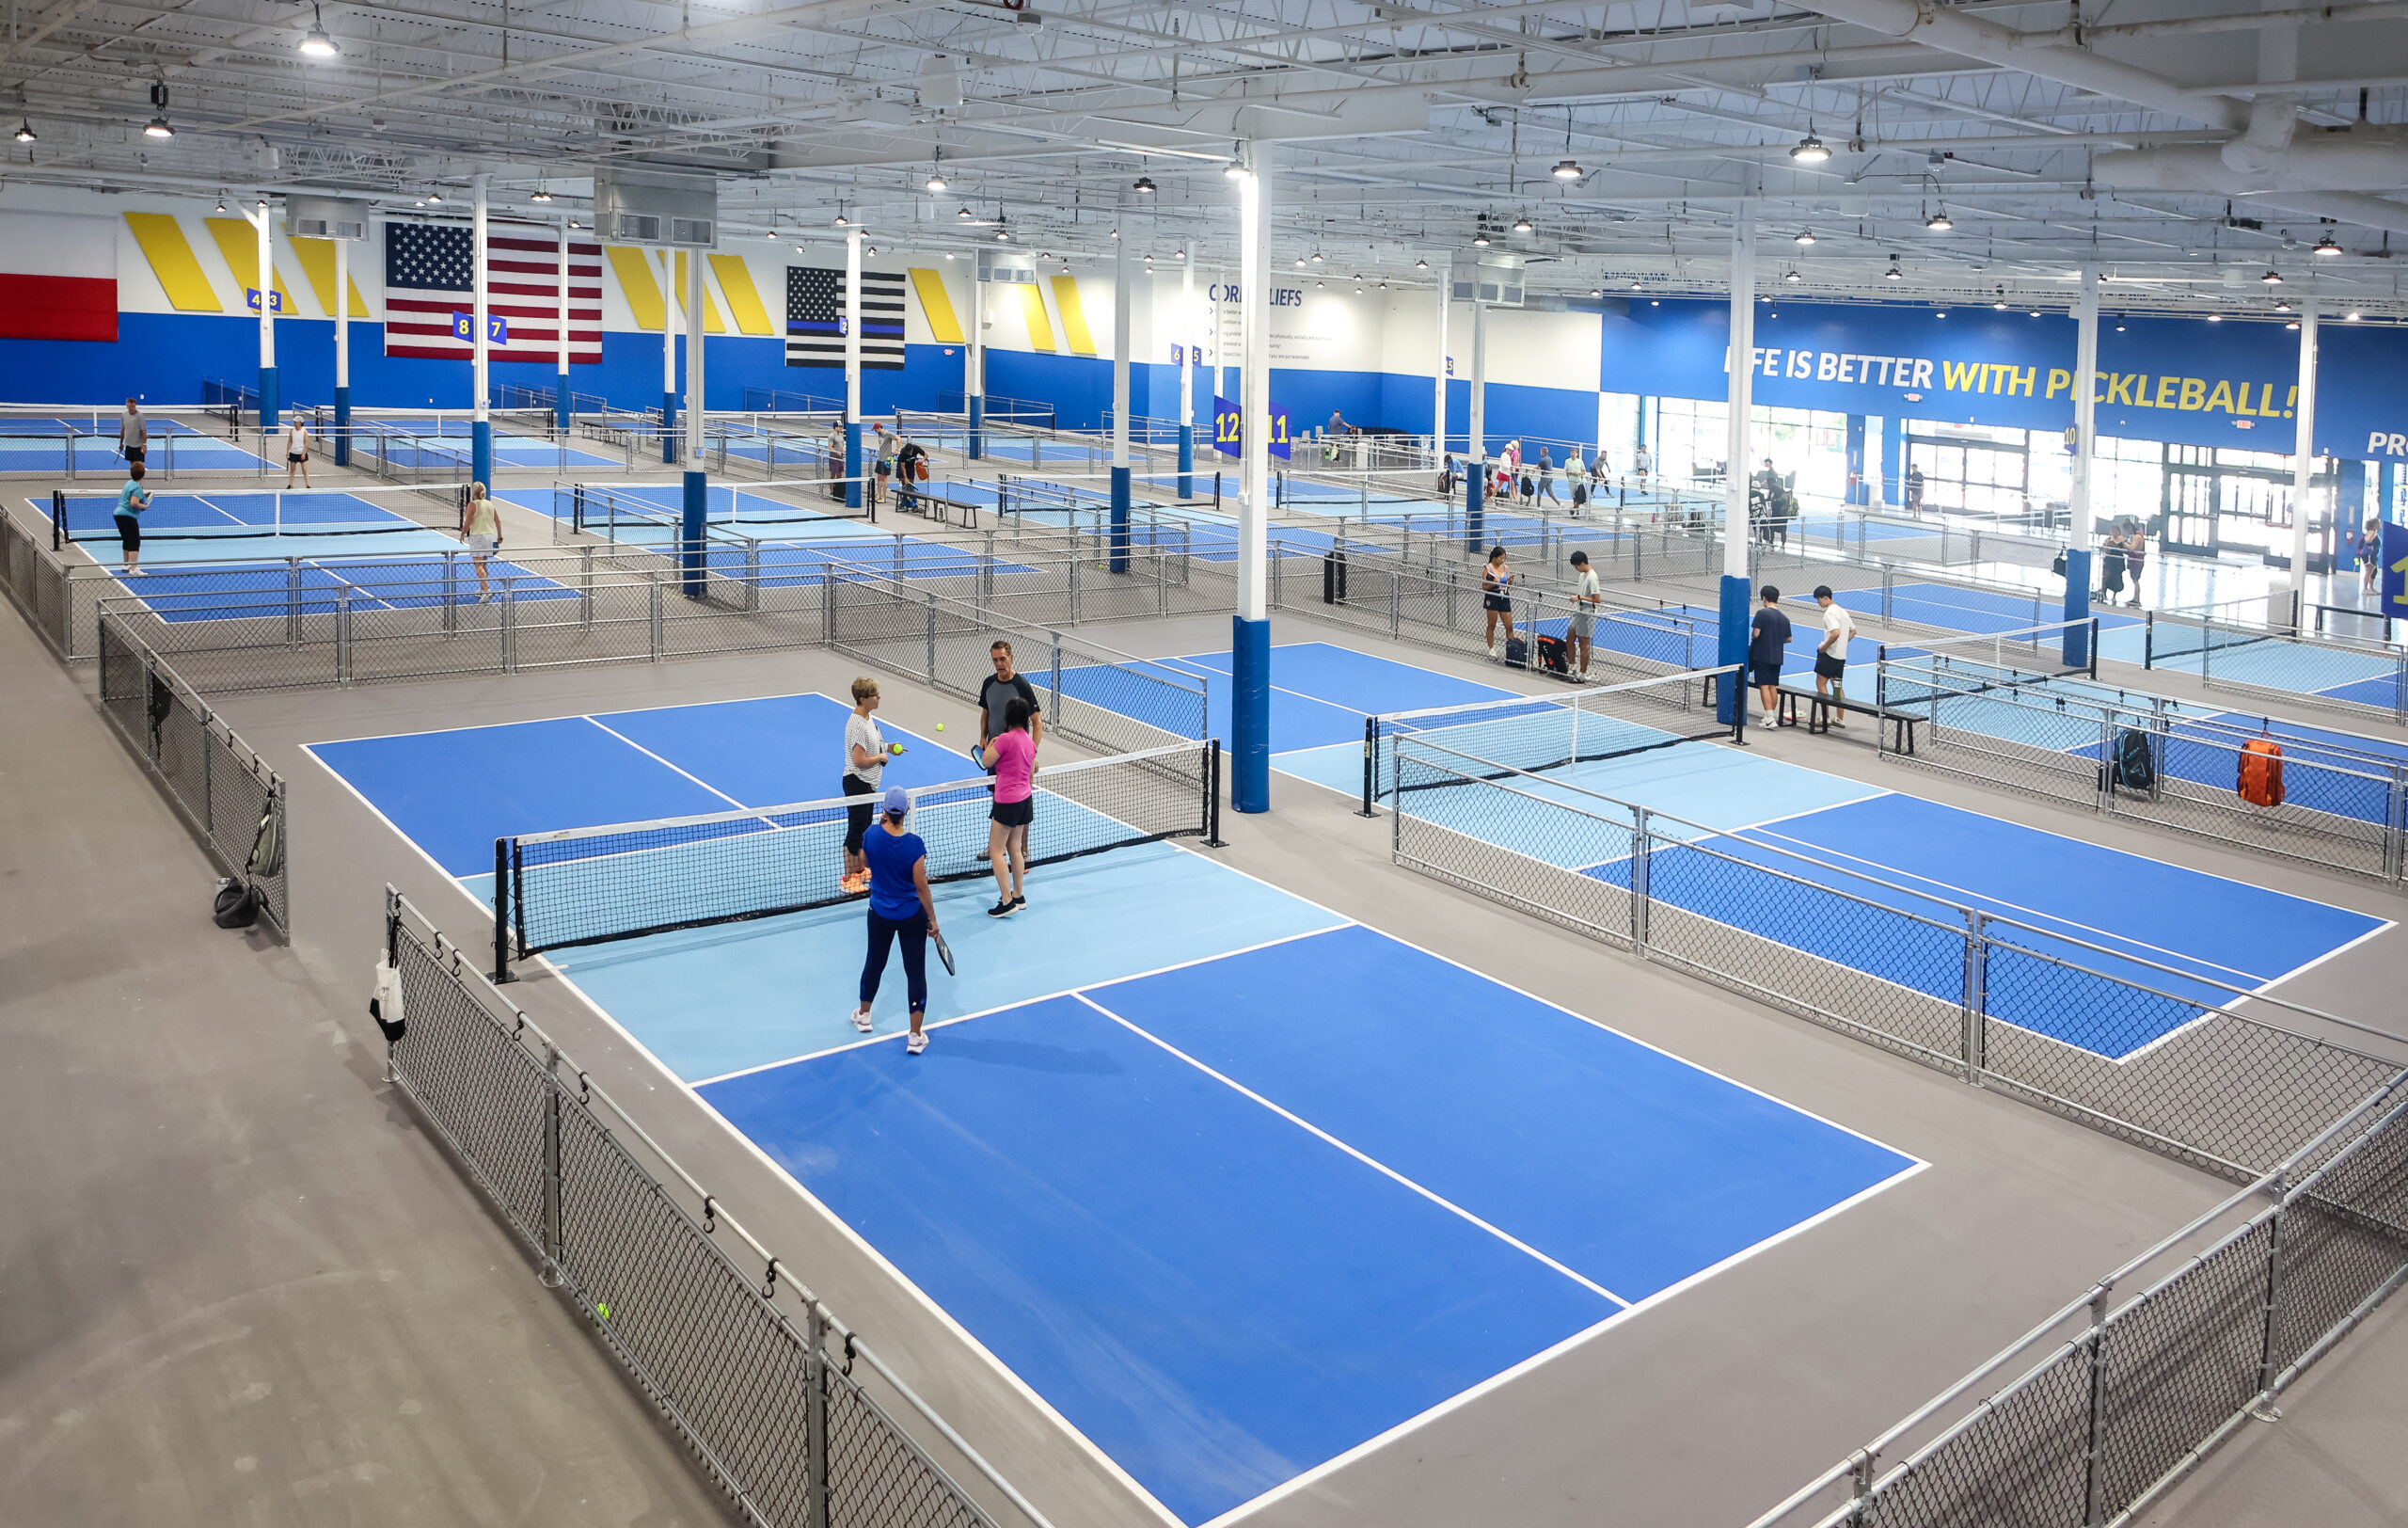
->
[935,722,945,732]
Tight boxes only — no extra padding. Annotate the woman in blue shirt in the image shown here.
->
[848,787,943,1055]
[115,464,153,576]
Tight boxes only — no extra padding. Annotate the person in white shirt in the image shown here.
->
[459,481,502,600]
[1811,584,1857,724]
[283,412,312,488]
[840,676,896,895]
[1566,550,1602,680]
[1563,449,1589,514]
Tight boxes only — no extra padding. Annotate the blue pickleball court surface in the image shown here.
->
[1835,580,2147,638]
[308,689,1924,1528]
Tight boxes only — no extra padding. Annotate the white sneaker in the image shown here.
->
[906,1031,928,1055]
[849,1009,873,1033]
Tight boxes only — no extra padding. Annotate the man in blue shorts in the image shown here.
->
[1749,585,1791,724]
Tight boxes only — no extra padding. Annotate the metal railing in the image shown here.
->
[1878,652,2408,887]
[1749,1076,2408,1528]
[2145,607,2408,726]
[379,887,1048,1528]
[93,618,289,938]
[1385,730,2408,1181]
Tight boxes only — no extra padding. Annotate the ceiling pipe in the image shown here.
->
[2224,11,2301,178]
[1785,0,2250,133]
[2095,129,2408,193]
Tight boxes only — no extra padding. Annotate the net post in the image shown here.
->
[2088,617,2099,680]
[1205,741,1227,847]
[1359,716,1379,819]
[492,837,515,983]
[50,487,63,551]
[1730,664,1748,747]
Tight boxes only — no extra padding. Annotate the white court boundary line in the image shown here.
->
[309,694,1935,1528]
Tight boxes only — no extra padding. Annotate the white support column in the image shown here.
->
[660,247,676,395]
[1433,260,1450,459]
[846,230,863,422]
[556,215,571,417]
[2070,264,2099,551]
[1179,253,1194,441]
[472,174,490,422]
[1113,229,1132,470]
[1724,201,1756,581]
[2290,295,2320,619]
[1239,156,1271,621]
[1468,295,1487,460]
[254,200,277,437]
[686,247,705,467]
[333,235,348,392]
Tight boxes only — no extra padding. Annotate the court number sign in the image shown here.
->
[245,288,286,314]
[452,311,509,344]
[1212,394,1291,459]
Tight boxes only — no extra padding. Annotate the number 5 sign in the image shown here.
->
[1212,394,1291,460]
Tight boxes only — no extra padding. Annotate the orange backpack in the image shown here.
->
[2238,737,2285,808]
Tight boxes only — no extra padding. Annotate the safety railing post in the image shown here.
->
[1050,632,1063,717]
[1390,569,1402,638]
[2248,1173,2296,1423]
[444,549,460,633]
[540,1043,566,1286]
[648,578,665,661]
[1359,717,1379,819]
[2098,714,2115,814]
[820,568,836,647]
[925,590,938,682]
[1631,807,1653,953]
[2081,1284,2110,1525]
[334,591,354,684]
[1962,911,1988,1083]
[2386,767,2407,884]
[578,545,594,629]
[804,1302,832,1528]
[1069,547,1082,623]
[501,581,519,674]
[285,557,302,647]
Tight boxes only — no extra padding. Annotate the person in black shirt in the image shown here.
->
[1749,585,1792,724]
[895,438,927,514]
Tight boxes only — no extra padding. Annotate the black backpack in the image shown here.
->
[2103,726,2156,793]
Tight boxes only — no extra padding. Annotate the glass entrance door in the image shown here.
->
[2162,469,2215,554]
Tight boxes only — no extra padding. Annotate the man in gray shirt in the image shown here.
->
[119,398,147,466]
[976,640,1044,761]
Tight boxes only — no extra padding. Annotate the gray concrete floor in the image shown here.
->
[0,606,737,1527]
[9,485,2405,1527]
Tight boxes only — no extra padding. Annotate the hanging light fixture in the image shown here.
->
[2315,231,2342,256]
[1590,287,1603,297]
[1552,158,1581,180]
[1790,130,1830,165]
[426,189,442,205]
[1512,214,1534,232]
[12,119,33,144]
[1884,257,1903,280]
[1471,229,1492,247]
[1415,259,1429,269]
[214,191,227,212]
[531,184,553,202]
[2346,310,2364,321]
[835,211,849,226]
[1925,206,1953,231]
[2261,269,2284,284]
[145,81,173,138]
[1782,268,1801,283]
[2208,313,2223,322]
[926,168,946,193]
[1628,279,1642,290]
[299,3,339,57]
[1309,249,1323,263]
[1794,230,1815,247]
[1994,289,2009,310]
[1133,175,1156,194]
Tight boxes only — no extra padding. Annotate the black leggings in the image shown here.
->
[842,773,878,854]
[861,908,928,1014]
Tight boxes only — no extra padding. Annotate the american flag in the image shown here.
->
[384,221,603,363]
[787,265,905,370]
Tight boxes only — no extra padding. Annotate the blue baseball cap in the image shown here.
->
[880,786,910,815]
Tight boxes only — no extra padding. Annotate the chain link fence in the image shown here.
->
[380,889,1047,1528]
[1386,733,2407,1181]
[93,616,289,938]
[1750,1080,2408,1528]
[2145,609,2408,727]
[1877,653,2408,887]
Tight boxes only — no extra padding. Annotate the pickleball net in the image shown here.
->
[494,739,1219,979]
[1360,664,1744,813]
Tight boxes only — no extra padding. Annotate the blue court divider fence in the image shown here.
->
[1751,1076,2408,1528]
[379,886,1049,1528]
[1385,729,2408,1180]
[1878,645,2408,886]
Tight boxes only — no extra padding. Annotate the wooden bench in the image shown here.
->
[1773,684,1920,752]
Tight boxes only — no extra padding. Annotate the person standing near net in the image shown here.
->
[871,423,895,510]
[1563,447,1588,514]
[825,423,847,503]
[282,410,312,489]
[1811,584,1855,724]
[114,462,152,576]
[975,641,1044,763]
[1566,549,1600,681]
[849,787,941,1055]
[2120,517,2148,607]
[841,676,890,897]
[1481,545,1515,658]
[119,398,147,469]
[985,697,1037,917]
[459,482,502,602]
[1537,447,1558,506]
[1750,585,1792,724]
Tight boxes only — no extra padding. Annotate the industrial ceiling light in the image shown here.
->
[1512,214,1533,232]
[836,211,849,226]
[214,191,227,211]
[1884,257,1902,280]
[2274,299,2290,311]
[1993,290,2008,310]
[794,244,805,253]
[2346,310,2363,321]
[1925,207,1952,231]
[864,244,878,255]
[299,4,338,57]
[1629,279,1642,290]
[1223,161,1247,180]
[531,184,553,202]
[1293,255,1307,266]
[1309,249,1323,262]
[144,115,172,138]
[1471,229,1491,247]
[2260,269,2283,284]
[1590,287,1603,297]
[1782,268,1801,283]
[11,119,32,144]
[926,169,946,193]
[426,189,442,204]
[1133,175,1156,194]
[1552,158,1581,180]
[1790,131,1830,165]
[1415,259,1428,269]
[1109,227,1119,239]
[1794,230,1815,246]
[2208,313,2223,322]
[2315,232,2341,256]
[2287,320,2300,330]
[2029,310,2040,317]
[145,80,172,137]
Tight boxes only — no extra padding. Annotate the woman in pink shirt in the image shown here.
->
[984,697,1037,916]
